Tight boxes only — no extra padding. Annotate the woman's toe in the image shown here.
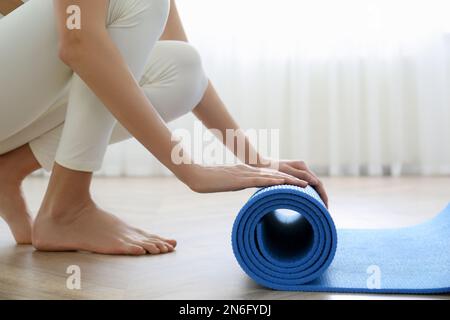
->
[142,242,161,254]
[137,230,177,247]
[155,241,169,253]
[124,244,146,256]
[155,236,177,248]
[166,239,177,247]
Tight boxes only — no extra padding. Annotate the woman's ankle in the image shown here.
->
[38,196,94,224]
[38,163,94,222]
[0,144,40,183]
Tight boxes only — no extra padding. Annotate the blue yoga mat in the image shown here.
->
[231,185,450,294]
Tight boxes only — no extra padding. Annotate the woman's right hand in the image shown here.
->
[185,164,309,193]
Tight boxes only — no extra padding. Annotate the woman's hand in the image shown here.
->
[254,159,329,207]
[186,164,309,194]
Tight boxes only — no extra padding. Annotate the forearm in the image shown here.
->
[0,0,23,15]
[159,0,188,42]
[157,1,264,166]
[193,83,267,167]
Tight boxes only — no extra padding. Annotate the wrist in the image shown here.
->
[249,156,271,168]
[173,163,203,187]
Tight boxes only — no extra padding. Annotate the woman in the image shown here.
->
[0,0,328,255]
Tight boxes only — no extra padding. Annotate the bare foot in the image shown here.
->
[0,161,33,245]
[33,199,177,255]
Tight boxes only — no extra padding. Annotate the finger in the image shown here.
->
[314,181,329,208]
[257,170,296,180]
[282,166,319,185]
[254,167,329,207]
[290,160,308,170]
[270,172,309,188]
[273,167,329,207]
[283,174,329,208]
[287,160,322,187]
[245,177,285,188]
[290,162,320,183]
[282,176,309,188]
[253,174,308,188]
[271,170,311,188]
[258,167,306,182]
[298,168,329,207]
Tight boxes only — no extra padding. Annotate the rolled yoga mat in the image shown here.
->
[231,185,450,294]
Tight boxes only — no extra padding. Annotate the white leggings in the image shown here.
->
[0,0,208,172]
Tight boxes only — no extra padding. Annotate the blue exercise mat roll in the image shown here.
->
[231,185,450,294]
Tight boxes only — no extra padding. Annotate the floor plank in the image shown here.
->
[0,176,449,300]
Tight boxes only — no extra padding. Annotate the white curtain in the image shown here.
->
[4,0,450,176]
[101,0,450,176]
[176,0,450,177]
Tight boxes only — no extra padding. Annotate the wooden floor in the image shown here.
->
[0,176,449,300]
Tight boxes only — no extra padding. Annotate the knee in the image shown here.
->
[143,40,208,97]
[172,42,204,72]
[169,41,208,104]
[140,41,208,121]
[165,41,208,98]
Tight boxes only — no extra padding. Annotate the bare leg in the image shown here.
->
[33,163,176,255]
[1,41,205,253]
[0,146,177,252]
[0,145,40,244]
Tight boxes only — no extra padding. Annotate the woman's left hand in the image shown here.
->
[255,158,329,208]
